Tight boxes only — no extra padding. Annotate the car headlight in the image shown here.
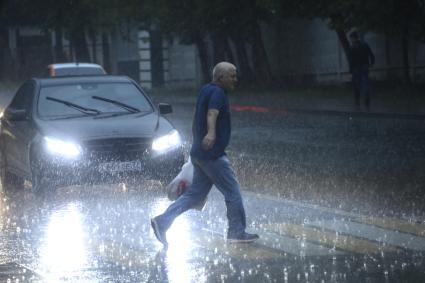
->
[152,130,181,152]
[44,137,81,158]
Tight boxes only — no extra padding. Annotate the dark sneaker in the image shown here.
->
[227,232,259,243]
[151,217,168,247]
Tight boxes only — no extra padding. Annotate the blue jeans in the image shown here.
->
[352,66,370,107]
[156,155,247,237]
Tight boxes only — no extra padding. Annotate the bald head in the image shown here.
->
[212,62,237,91]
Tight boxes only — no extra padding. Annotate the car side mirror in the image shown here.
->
[158,103,173,115]
[4,108,28,121]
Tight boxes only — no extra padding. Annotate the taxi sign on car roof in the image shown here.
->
[47,62,106,77]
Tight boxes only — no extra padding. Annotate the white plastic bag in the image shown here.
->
[166,157,207,210]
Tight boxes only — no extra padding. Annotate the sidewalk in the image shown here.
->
[152,86,425,119]
[2,82,425,119]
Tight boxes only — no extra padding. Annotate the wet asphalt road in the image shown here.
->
[164,94,425,216]
[1,92,425,282]
[1,182,425,282]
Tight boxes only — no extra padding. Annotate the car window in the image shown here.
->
[53,67,105,76]
[8,82,34,111]
[37,82,153,119]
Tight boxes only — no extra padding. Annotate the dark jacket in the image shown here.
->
[349,41,375,73]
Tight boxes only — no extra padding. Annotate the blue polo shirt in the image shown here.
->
[190,83,231,160]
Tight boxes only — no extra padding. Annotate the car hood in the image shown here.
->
[35,112,170,141]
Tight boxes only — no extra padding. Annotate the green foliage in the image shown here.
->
[2,0,424,43]
[0,0,147,33]
[142,0,274,44]
[274,0,425,42]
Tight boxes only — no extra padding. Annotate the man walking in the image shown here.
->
[349,31,375,109]
[151,62,259,247]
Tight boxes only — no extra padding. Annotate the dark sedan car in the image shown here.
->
[0,76,184,193]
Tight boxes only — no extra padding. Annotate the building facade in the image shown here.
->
[1,19,425,88]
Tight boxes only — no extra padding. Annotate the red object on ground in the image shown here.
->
[231,105,270,113]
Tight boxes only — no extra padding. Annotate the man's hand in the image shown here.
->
[202,109,219,150]
[202,133,216,150]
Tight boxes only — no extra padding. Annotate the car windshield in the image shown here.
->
[37,82,152,119]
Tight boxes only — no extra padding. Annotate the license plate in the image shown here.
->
[98,161,141,173]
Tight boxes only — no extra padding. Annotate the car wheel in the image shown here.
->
[0,151,25,192]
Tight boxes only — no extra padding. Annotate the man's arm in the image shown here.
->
[202,109,219,150]
[191,108,196,138]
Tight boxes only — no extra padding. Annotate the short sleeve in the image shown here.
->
[208,88,225,111]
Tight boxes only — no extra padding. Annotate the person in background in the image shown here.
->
[349,31,375,110]
[151,62,259,247]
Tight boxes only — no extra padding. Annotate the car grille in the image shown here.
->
[82,138,151,162]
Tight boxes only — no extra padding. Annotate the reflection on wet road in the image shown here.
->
[1,92,425,281]
[1,183,424,282]
[38,202,90,281]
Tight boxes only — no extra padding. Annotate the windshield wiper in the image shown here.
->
[46,97,101,115]
[92,95,140,113]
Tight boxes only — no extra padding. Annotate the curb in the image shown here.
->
[230,104,425,120]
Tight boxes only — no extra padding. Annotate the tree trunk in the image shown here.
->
[54,27,67,62]
[385,32,391,80]
[231,34,255,84]
[70,27,90,62]
[223,37,235,63]
[90,29,97,63]
[212,34,235,65]
[250,21,272,85]
[194,32,210,83]
[335,28,351,68]
[0,27,8,79]
[212,33,226,64]
[101,32,111,73]
[401,24,411,84]
[213,33,235,64]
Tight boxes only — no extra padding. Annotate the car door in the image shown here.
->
[1,81,36,177]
